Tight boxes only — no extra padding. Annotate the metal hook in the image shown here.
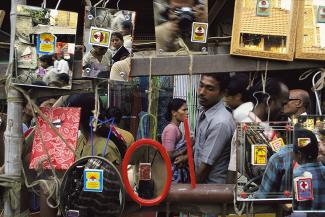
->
[312,71,323,115]
[252,91,271,122]
[103,0,110,7]
[94,0,105,7]
[55,0,62,10]
[117,0,122,10]
[41,0,47,8]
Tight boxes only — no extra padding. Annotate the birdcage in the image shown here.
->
[236,121,294,201]
[230,0,299,61]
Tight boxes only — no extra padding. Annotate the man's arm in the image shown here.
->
[196,162,212,183]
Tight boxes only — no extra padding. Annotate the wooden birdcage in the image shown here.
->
[295,0,325,60]
[231,0,299,61]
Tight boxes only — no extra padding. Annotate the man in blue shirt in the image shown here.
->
[293,128,325,212]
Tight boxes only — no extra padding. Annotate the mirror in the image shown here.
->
[13,5,78,89]
[153,0,208,55]
[83,7,136,81]
[292,116,325,212]
[236,122,293,201]
[296,0,325,60]
[231,0,299,61]
[60,156,125,217]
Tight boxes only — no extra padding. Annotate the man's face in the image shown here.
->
[198,75,223,109]
[269,83,289,121]
[283,92,300,116]
[93,46,108,55]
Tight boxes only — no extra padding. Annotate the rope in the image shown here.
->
[147,56,153,114]
[0,174,21,210]
[233,189,246,216]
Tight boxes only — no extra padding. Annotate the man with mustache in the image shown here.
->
[194,73,235,184]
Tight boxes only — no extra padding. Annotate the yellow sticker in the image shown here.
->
[297,138,311,148]
[83,169,103,192]
[37,33,56,54]
[269,138,285,152]
[191,22,208,43]
[251,144,267,165]
[305,118,315,131]
[89,27,111,48]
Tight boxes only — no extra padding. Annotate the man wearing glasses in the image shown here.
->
[284,89,310,118]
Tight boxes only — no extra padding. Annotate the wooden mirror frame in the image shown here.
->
[230,0,299,61]
[295,0,325,60]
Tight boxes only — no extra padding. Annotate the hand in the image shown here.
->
[193,4,207,22]
[174,154,188,166]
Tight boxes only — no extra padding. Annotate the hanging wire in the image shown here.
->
[55,0,62,10]
[41,0,47,8]
[94,0,105,7]
[117,0,122,10]
[103,0,110,7]
[299,68,325,115]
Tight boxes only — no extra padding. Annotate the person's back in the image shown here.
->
[294,162,325,210]
[57,59,69,74]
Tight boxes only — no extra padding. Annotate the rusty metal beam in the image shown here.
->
[167,184,234,203]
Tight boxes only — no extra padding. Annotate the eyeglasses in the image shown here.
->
[289,98,301,101]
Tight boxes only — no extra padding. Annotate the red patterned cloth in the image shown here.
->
[29,107,81,170]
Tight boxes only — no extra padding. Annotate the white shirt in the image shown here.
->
[57,59,69,74]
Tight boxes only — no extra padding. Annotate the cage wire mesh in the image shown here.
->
[236,121,293,201]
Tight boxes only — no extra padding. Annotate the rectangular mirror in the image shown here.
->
[83,7,136,81]
[231,0,299,61]
[153,0,208,55]
[13,5,78,89]
[296,0,325,60]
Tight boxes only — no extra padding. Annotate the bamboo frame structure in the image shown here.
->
[295,0,325,60]
[230,0,299,61]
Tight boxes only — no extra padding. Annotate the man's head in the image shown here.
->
[294,127,319,164]
[107,106,123,124]
[121,20,132,36]
[93,45,108,56]
[198,73,229,110]
[283,89,310,117]
[223,74,250,110]
[39,54,54,68]
[250,78,289,121]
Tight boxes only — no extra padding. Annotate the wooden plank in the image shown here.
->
[130,54,325,76]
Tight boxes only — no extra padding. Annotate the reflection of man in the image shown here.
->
[284,89,310,118]
[155,0,207,52]
[82,45,112,78]
[293,128,325,211]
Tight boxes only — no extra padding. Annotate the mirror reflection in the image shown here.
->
[14,5,78,89]
[83,7,135,81]
[153,0,208,54]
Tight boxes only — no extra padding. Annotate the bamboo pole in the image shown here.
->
[3,0,26,216]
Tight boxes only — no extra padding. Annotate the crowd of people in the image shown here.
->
[82,20,133,78]
[6,72,325,216]
[33,53,71,87]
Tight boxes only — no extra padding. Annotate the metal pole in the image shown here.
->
[3,0,26,216]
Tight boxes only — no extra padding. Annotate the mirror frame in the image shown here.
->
[230,0,299,61]
[295,0,325,60]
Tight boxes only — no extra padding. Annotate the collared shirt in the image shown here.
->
[82,50,112,77]
[293,162,325,211]
[194,100,236,184]
[255,144,293,198]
